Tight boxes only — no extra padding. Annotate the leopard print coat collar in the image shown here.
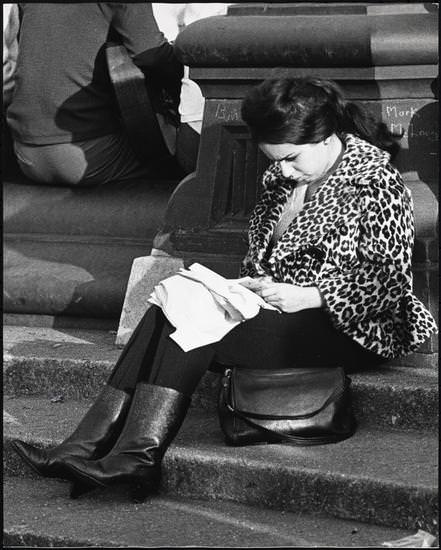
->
[248,133,390,269]
[242,133,437,359]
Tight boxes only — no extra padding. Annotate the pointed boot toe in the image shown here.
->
[65,384,189,495]
[11,440,61,478]
[10,387,131,481]
[70,480,98,499]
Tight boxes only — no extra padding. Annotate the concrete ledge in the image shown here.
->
[175,13,438,67]
[227,3,436,16]
[4,477,415,548]
[4,238,150,318]
[3,313,118,331]
[4,399,438,533]
[3,325,438,432]
[3,179,179,318]
[4,179,177,238]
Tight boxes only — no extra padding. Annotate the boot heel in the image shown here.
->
[131,471,161,503]
[62,385,190,503]
[70,480,97,499]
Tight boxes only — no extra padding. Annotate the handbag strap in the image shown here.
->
[233,405,356,444]
[223,368,349,421]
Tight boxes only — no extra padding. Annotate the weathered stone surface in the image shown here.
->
[389,352,438,369]
[406,182,438,239]
[115,251,184,346]
[4,477,416,548]
[175,13,438,67]
[3,179,178,318]
[227,3,437,16]
[167,425,438,534]
[4,399,438,533]
[4,240,141,318]
[3,326,118,400]
[3,313,117,331]
[428,238,439,263]
[3,325,438,431]
[4,179,177,238]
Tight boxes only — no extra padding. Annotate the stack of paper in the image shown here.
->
[149,263,278,352]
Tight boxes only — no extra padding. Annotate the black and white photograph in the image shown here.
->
[3,2,439,548]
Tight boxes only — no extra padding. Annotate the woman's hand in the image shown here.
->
[237,276,274,291]
[254,282,325,313]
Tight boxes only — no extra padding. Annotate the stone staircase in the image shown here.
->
[3,320,439,547]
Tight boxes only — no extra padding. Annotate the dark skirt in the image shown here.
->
[108,306,384,396]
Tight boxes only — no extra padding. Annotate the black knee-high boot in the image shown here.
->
[11,386,131,480]
[62,383,191,499]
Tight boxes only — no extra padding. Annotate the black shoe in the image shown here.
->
[63,383,190,500]
[11,386,131,480]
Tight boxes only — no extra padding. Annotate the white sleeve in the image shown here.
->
[151,3,183,42]
[178,72,205,129]
[3,4,19,105]
[153,3,231,132]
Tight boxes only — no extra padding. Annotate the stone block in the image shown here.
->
[429,270,439,352]
[3,179,178,318]
[115,251,184,347]
[412,237,439,264]
[412,268,430,305]
[389,351,438,369]
[175,12,438,68]
[406,181,438,239]
[428,238,439,262]
[4,398,438,533]
[412,238,429,263]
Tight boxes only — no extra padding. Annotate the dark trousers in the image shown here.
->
[108,305,383,397]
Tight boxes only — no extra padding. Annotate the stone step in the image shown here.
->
[3,178,178,318]
[4,397,438,534]
[3,313,118,331]
[3,325,438,433]
[4,477,418,548]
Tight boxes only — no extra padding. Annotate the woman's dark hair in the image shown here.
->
[241,77,402,160]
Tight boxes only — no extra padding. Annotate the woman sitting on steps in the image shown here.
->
[11,77,437,500]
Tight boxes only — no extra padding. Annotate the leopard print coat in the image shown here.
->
[240,133,437,359]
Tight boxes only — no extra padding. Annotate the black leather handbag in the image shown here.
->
[218,366,356,446]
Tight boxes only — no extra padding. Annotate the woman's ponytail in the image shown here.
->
[318,78,402,160]
[339,101,402,161]
[241,77,403,160]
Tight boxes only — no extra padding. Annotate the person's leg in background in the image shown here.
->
[175,122,200,175]
[12,123,189,187]
[12,132,161,187]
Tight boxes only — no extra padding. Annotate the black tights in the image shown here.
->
[108,306,383,397]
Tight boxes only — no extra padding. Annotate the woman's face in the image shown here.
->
[259,139,336,184]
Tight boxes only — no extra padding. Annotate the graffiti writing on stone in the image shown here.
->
[382,100,438,146]
[214,102,241,122]
[382,99,438,181]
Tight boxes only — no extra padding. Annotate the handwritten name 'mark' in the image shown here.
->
[385,105,419,118]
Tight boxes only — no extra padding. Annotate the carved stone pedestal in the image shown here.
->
[120,3,438,360]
